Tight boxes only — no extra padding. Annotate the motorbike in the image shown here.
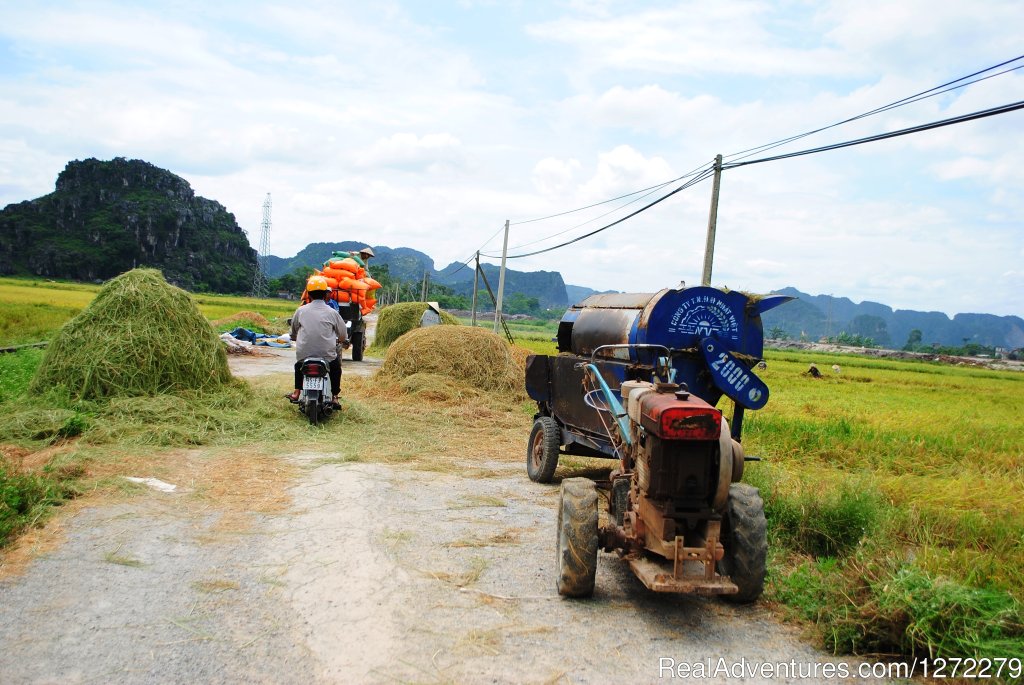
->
[295,338,350,425]
[297,356,334,424]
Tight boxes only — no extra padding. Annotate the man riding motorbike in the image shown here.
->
[286,275,348,409]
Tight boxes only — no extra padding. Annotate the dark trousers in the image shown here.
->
[294,358,342,396]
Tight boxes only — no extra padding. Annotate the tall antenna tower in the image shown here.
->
[251,193,272,298]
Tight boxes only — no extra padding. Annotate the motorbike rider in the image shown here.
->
[286,275,348,409]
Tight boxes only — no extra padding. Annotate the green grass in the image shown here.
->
[745,347,1024,661]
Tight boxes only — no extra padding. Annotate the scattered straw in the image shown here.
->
[373,302,459,349]
[30,269,231,400]
[379,326,524,397]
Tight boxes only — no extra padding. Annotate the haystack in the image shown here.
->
[373,302,459,349]
[30,269,231,400]
[379,326,522,395]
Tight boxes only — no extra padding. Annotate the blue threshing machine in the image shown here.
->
[524,285,791,599]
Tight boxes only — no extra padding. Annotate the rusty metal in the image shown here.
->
[629,556,738,595]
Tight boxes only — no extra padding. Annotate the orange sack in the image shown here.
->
[333,258,361,274]
[335,291,351,303]
[362,277,381,290]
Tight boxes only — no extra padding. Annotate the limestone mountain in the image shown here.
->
[0,158,256,293]
[762,287,1024,349]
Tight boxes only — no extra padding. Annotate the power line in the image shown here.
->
[722,99,1024,169]
[486,168,716,259]
[510,160,713,226]
[503,162,714,252]
[441,221,511,278]
[470,57,1024,265]
[723,55,1024,163]
[505,55,1023,233]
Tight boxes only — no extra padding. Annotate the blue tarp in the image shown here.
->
[228,327,292,348]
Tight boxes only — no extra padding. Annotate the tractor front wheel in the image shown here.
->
[718,483,767,603]
[556,477,599,598]
[527,416,560,483]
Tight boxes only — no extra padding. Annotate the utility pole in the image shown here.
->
[701,154,723,287]
[493,220,510,334]
[420,271,429,301]
[471,251,480,327]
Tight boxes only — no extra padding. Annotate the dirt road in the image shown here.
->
[0,335,893,684]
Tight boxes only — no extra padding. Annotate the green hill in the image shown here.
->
[0,158,256,293]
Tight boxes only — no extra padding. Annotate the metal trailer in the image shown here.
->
[524,285,791,600]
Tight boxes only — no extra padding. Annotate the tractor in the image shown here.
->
[524,286,791,600]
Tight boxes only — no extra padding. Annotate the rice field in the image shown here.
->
[0,277,296,346]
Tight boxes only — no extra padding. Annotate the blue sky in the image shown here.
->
[1,0,1022,316]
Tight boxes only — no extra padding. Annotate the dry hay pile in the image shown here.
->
[211,311,277,333]
[30,269,231,400]
[379,326,523,398]
[373,302,460,349]
[508,344,533,373]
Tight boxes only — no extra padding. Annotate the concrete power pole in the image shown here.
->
[701,155,723,287]
[471,251,480,327]
[493,220,510,334]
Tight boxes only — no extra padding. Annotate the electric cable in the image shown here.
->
[509,160,713,226]
[441,221,513,278]
[724,55,1024,163]
[474,57,1024,263]
[486,167,716,259]
[722,99,1024,169]
[502,163,713,252]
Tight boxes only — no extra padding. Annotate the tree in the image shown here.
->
[768,326,788,340]
[505,292,540,315]
[268,265,314,296]
[903,329,923,351]
[849,315,890,347]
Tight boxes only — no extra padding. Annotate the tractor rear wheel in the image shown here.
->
[527,416,560,483]
[556,477,599,598]
[351,331,365,361]
[718,483,767,603]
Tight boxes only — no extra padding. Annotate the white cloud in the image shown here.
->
[527,3,855,77]
[354,133,466,171]
[531,157,581,195]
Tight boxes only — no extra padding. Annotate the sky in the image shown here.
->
[1,0,1022,317]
